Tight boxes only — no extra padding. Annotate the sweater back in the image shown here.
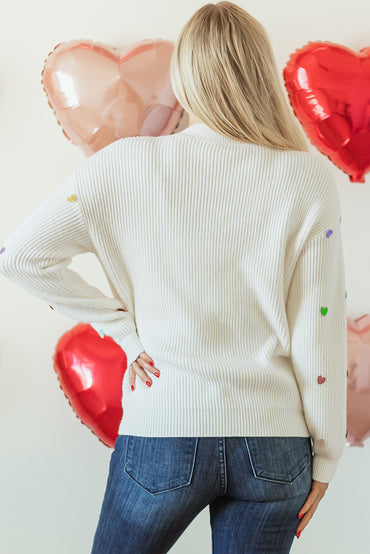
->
[0,123,348,483]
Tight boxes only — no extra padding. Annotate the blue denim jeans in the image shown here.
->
[91,435,313,553]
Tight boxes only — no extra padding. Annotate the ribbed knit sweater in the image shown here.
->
[0,123,348,483]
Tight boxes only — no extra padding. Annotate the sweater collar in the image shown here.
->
[179,123,249,145]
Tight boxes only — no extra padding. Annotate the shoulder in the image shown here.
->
[273,150,341,242]
[300,153,340,217]
[279,150,339,207]
[76,134,159,167]
[279,149,334,182]
[72,136,153,190]
[295,153,341,239]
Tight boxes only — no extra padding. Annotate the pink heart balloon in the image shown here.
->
[347,314,370,446]
[41,38,183,155]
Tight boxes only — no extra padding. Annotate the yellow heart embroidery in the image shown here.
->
[67,194,76,202]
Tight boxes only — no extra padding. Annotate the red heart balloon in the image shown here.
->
[52,323,127,448]
[283,41,370,183]
[41,38,183,156]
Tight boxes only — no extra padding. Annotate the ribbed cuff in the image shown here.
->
[119,331,145,367]
[312,455,339,483]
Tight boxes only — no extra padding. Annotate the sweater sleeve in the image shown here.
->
[286,220,347,483]
[0,169,145,367]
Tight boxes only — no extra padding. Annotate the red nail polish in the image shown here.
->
[131,385,135,391]
[146,381,151,387]
[298,513,303,519]
[296,530,302,539]
[154,372,160,378]
[149,361,154,365]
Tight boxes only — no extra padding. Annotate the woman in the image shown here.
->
[0,2,347,553]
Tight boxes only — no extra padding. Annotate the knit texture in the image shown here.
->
[0,123,347,483]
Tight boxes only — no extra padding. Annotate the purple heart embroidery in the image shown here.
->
[326,229,333,238]
[0,246,5,254]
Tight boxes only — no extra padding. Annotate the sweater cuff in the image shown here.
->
[312,455,340,483]
[119,331,145,367]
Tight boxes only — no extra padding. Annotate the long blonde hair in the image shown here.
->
[170,2,308,152]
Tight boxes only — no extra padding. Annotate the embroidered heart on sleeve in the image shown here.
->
[317,375,326,384]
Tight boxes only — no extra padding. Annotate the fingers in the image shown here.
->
[129,352,160,391]
[296,495,320,537]
[296,485,326,537]
[130,360,152,389]
[139,351,154,364]
[139,355,160,376]
[298,480,328,519]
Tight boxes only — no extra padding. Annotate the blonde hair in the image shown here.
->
[170,2,308,152]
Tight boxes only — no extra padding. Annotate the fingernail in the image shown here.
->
[296,530,302,539]
[131,385,135,391]
[154,372,160,378]
[146,381,151,387]
[149,361,154,365]
[298,513,303,519]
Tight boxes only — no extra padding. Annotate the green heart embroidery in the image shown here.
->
[320,307,328,316]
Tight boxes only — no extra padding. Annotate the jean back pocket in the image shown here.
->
[124,436,199,495]
[244,436,312,484]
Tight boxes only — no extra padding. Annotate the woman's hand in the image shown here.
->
[296,479,329,538]
[129,351,160,390]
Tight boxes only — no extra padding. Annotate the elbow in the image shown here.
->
[0,248,14,277]
[0,249,31,279]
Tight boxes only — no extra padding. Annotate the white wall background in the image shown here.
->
[0,1,369,552]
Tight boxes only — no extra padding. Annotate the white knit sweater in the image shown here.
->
[0,123,347,483]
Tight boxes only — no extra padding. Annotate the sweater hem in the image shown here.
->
[117,406,311,438]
